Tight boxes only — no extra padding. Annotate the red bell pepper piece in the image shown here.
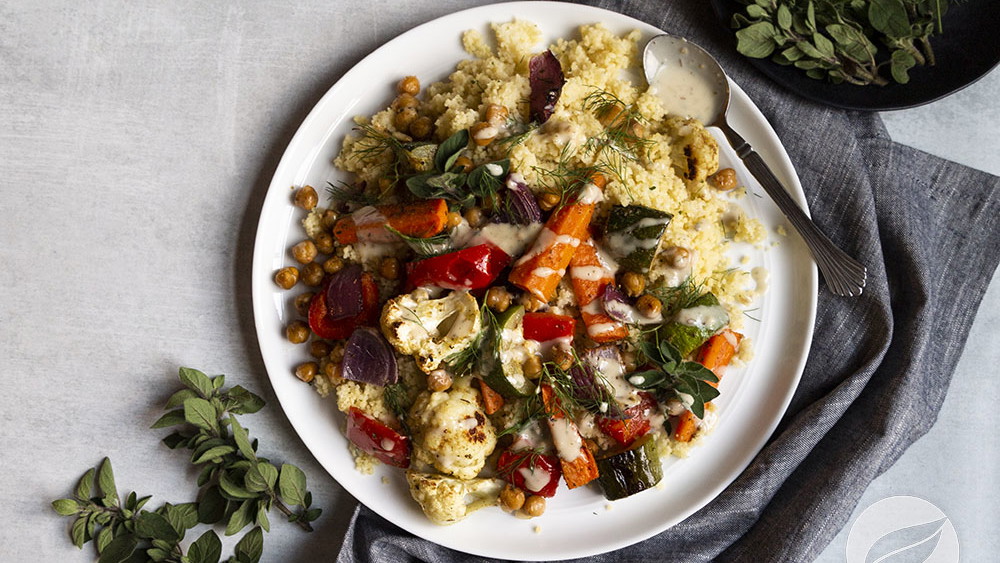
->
[522,312,575,343]
[596,393,656,447]
[405,243,511,291]
[496,449,561,497]
[308,272,379,340]
[345,407,410,468]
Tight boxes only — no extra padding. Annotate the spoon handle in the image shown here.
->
[717,122,867,297]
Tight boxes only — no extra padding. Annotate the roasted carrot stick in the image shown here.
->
[696,329,743,386]
[509,175,606,302]
[333,198,448,244]
[672,410,698,442]
[558,441,599,489]
[477,378,505,415]
[569,237,627,343]
[538,383,600,488]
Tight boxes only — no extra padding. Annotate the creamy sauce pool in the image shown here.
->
[649,50,725,123]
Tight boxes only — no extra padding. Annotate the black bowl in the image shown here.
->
[709,0,1000,111]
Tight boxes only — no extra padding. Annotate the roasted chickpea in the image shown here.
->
[597,102,627,128]
[521,495,546,518]
[293,185,318,210]
[409,116,433,140]
[470,121,497,146]
[285,320,310,344]
[323,256,345,275]
[636,294,663,318]
[518,293,546,312]
[294,362,318,383]
[522,355,543,380]
[391,93,419,110]
[323,361,344,384]
[397,75,420,96]
[552,345,575,372]
[320,209,339,230]
[309,340,332,359]
[485,286,512,313]
[621,349,637,373]
[379,256,401,280]
[538,191,561,211]
[274,266,299,289]
[328,341,346,363]
[291,240,318,264]
[709,168,738,191]
[667,246,692,269]
[499,484,525,512]
[301,262,325,287]
[313,232,335,255]
[427,369,452,392]
[394,106,418,131]
[485,104,509,127]
[453,155,474,173]
[620,271,646,297]
[446,210,463,229]
[293,291,315,316]
[463,207,483,228]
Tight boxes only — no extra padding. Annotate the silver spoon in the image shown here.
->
[643,34,867,297]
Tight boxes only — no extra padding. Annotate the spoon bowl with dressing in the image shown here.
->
[643,35,867,297]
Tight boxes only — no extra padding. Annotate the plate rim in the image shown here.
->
[250,2,819,559]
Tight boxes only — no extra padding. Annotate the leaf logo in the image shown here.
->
[846,496,959,563]
[865,517,945,563]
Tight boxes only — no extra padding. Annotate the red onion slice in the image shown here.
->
[601,285,661,325]
[323,263,364,321]
[341,327,399,387]
[495,173,542,225]
[529,50,564,124]
[601,285,636,324]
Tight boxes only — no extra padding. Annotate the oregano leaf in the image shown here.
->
[97,458,118,506]
[74,468,95,501]
[187,530,223,563]
[183,397,218,433]
[178,367,216,399]
[96,534,138,563]
[278,464,307,507]
[233,527,264,563]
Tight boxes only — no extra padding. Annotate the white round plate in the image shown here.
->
[251,2,818,560]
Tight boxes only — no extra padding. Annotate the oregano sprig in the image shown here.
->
[629,337,720,419]
[732,0,953,86]
[52,367,321,563]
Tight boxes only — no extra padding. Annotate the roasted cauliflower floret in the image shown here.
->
[381,289,482,374]
[409,385,496,479]
[406,470,502,525]
[665,116,719,184]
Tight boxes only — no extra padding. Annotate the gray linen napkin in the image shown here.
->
[336,1,1000,561]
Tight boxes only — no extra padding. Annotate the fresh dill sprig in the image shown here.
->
[349,123,409,184]
[648,277,706,319]
[582,88,655,187]
[383,381,412,434]
[444,304,492,375]
[531,144,607,211]
[325,180,380,207]
[385,225,454,257]
[496,116,538,152]
[542,357,624,420]
[495,445,547,479]
[497,395,545,439]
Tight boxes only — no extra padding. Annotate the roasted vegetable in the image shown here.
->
[658,292,729,357]
[595,435,662,500]
[381,289,482,373]
[479,306,537,399]
[406,470,503,525]
[603,205,671,273]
